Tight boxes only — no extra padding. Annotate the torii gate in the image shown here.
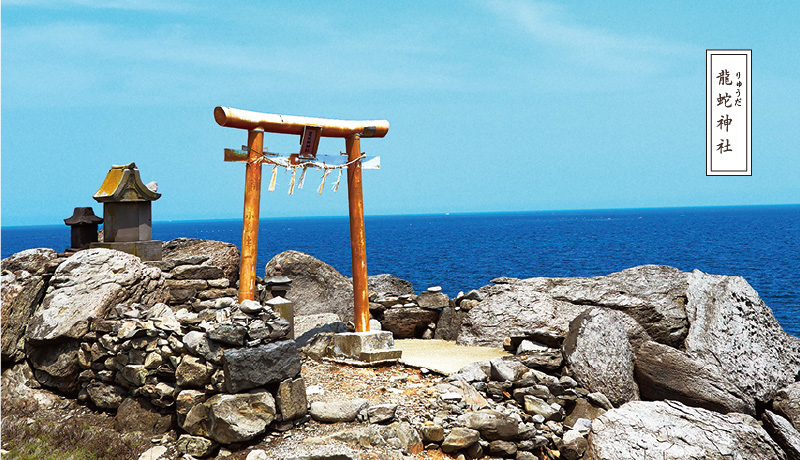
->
[213,106,389,333]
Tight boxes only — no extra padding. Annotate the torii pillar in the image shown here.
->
[214,107,388,333]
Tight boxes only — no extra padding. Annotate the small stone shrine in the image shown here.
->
[63,206,103,252]
[90,162,163,260]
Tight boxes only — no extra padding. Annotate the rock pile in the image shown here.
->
[2,243,308,459]
[72,298,305,452]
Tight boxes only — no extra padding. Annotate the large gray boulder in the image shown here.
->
[26,249,167,343]
[457,282,586,348]
[683,270,800,404]
[434,306,469,341]
[1,270,47,363]
[587,400,786,460]
[457,265,688,348]
[265,251,353,322]
[634,340,755,415]
[162,238,240,284]
[544,265,689,347]
[563,307,639,407]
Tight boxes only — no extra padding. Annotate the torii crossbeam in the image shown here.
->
[214,106,389,333]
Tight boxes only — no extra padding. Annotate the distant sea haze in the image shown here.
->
[3,205,799,337]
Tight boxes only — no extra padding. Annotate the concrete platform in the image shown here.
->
[393,339,510,375]
[330,331,402,364]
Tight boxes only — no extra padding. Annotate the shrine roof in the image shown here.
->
[93,163,161,203]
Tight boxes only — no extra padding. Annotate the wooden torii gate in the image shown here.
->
[213,106,389,333]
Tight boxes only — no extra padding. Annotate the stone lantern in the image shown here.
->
[90,162,162,261]
[63,207,103,251]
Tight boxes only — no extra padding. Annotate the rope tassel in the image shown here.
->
[332,168,343,192]
[268,166,277,191]
[318,169,331,195]
[297,166,308,189]
[288,169,296,195]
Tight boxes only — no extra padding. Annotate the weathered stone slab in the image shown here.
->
[774,383,800,432]
[762,410,800,460]
[458,409,519,441]
[634,340,755,415]
[223,340,301,393]
[382,307,440,339]
[416,291,449,309]
[330,331,396,358]
[441,427,480,453]
[563,307,639,407]
[1,270,47,363]
[171,264,224,280]
[310,398,369,423]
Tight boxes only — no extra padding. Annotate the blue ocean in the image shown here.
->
[3,205,799,336]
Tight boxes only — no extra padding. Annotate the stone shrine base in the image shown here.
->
[330,331,403,364]
[90,240,162,261]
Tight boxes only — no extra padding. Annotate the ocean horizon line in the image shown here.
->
[2,202,799,230]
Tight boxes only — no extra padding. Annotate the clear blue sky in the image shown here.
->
[2,1,798,227]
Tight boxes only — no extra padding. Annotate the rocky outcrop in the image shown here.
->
[563,308,639,407]
[1,248,61,363]
[1,247,59,276]
[683,271,800,404]
[634,340,755,415]
[1,270,48,363]
[265,251,354,322]
[543,265,689,347]
[457,265,689,348]
[588,400,786,460]
[162,238,240,284]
